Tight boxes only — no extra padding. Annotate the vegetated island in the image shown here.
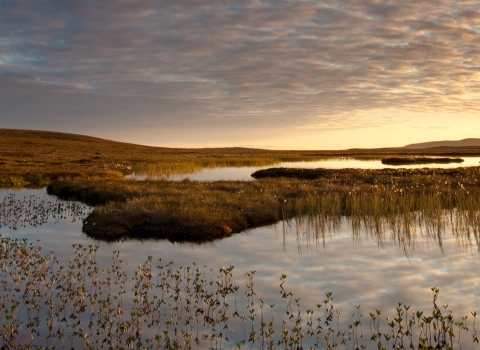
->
[381,157,464,166]
[2,128,480,243]
[48,166,480,243]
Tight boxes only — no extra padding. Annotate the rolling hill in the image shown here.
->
[404,138,480,149]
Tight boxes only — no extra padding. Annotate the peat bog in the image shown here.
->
[381,157,465,166]
[46,166,480,243]
[2,129,480,348]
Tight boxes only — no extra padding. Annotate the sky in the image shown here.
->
[1,0,480,150]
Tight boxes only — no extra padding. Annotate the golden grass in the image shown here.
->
[49,178,284,241]
[3,128,480,242]
[47,166,480,242]
[130,156,331,177]
[2,128,480,186]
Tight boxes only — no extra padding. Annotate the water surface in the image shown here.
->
[128,156,480,181]
[1,188,479,348]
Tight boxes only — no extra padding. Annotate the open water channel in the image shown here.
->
[2,159,480,349]
[128,156,480,181]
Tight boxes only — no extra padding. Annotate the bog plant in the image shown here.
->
[0,193,89,230]
[45,165,480,243]
[0,236,478,349]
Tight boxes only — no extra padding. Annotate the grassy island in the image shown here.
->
[2,129,480,348]
[47,167,480,242]
[2,128,480,242]
[381,157,464,165]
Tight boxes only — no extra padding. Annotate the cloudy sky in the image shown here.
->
[1,0,479,149]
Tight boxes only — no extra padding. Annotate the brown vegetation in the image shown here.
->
[2,128,480,186]
[381,157,464,165]
[47,166,480,242]
[3,129,480,242]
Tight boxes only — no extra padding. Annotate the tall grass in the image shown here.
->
[286,190,480,255]
[47,166,480,243]
[130,156,328,178]
[2,128,480,187]
[0,236,478,349]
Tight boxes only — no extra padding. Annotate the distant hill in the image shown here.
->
[0,128,120,144]
[200,147,263,152]
[404,138,480,149]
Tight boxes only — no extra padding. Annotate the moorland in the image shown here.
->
[3,128,480,349]
[2,128,480,242]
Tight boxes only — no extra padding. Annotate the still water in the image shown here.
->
[1,188,479,348]
[129,157,480,181]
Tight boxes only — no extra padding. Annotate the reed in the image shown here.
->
[1,189,479,256]
[130,156,327,178]
[46,166,480,243]
[2,128,480,187]
[0,236,478,349]
[287,190,480,255]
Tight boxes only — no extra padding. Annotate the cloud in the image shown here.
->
[1,0,480,145]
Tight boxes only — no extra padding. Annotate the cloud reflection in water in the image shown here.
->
[1,188,480,348]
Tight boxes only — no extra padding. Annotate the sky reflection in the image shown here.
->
[126,156,480,181]
[1,188,479,348]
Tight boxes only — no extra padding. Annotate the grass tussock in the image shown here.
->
[49,179,283,242]
[47,166,480,243]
